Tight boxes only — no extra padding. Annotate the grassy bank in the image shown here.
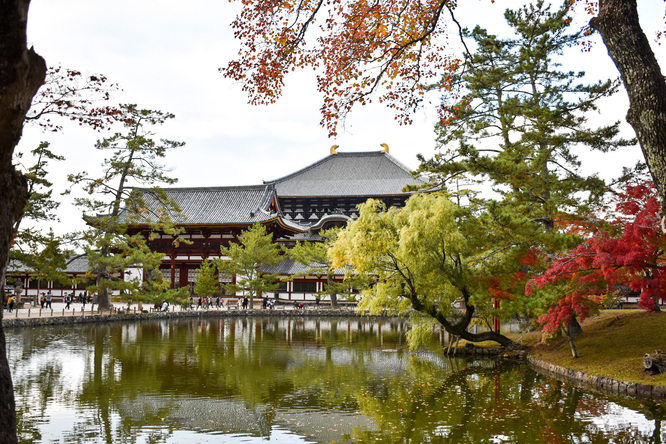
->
[522,310,666,386]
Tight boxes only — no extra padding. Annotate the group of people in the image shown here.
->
[194,295,224,309]
[39,292,53,309]
[5,291,95,313]
[58,292,89,309]
[188,295,283,310]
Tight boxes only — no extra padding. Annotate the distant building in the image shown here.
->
[6,255,90,301]
[127,148,423,302]
[8,148,423,305]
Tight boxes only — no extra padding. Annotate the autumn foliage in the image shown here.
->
[528,178,666,333]
[26,66,123,132]
[222,0,461,136]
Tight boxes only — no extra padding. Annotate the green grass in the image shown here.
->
[525,310,666,386]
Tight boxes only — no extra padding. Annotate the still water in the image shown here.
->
[6,317,666,443]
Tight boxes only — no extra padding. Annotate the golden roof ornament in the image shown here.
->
[380,143,389,153]
[330,144,339,155]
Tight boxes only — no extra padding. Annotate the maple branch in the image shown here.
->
[290,0,325,44]
[445,2,472,61]
[345,0,450,109]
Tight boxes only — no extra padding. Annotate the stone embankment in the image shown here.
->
[528,356,666,402]
[1,308,384,329]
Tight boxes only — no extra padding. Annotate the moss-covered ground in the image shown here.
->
[510,309,666,386]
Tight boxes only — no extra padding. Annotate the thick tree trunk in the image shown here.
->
[591,0,666,216]
[0,1,47,443]
[410,289,518,348]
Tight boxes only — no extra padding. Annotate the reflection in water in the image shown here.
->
[6,317,666,443]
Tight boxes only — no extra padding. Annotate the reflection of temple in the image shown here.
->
[130,147,423,302]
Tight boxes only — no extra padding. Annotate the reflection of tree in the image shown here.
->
[8,318,666,443]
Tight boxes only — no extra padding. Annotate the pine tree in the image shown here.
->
[69,104,186,309]
[415,1,634,322]
[10,142,73,286]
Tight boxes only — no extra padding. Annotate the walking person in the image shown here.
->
[46,291,53,309]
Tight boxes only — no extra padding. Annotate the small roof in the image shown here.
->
[261,257,347,276]
[266,151,422,197]
[7,254,90,274]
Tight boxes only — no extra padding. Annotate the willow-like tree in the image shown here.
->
[69,104,186,310]
[216,223,282,308]
[330,194,519,348]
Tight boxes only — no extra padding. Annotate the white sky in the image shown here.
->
[18,0,666,236]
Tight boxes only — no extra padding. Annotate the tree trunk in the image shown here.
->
[591,0,666,216]
[0,1,47,443]
[327,272,338,308]
[410,287,518,348]
[563,315,583,358]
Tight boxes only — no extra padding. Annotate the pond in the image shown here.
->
[6,317,666,443]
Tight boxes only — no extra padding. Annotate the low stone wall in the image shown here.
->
[1,308,395,329]
[528,355,666,402]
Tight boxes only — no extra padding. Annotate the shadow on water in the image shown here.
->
[6,317,666,443]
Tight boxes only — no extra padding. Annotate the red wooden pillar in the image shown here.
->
[493,296,501,333]
[170,255,176,288]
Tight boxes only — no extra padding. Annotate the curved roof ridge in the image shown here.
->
[264,151,386,184]
[255,184,276,214]
[142,184,267,193]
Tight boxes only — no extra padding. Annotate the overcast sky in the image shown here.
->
[18,0,666,235]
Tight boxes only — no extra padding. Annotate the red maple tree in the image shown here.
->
[528,177,666,333]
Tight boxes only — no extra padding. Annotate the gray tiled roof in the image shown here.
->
[6,259,31,273]
[266,151,423,197]
[65,255,90,274]
[134,185,285,225]
[7,254,90,274]
[261,258,312,275]
[261,258,347,276]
